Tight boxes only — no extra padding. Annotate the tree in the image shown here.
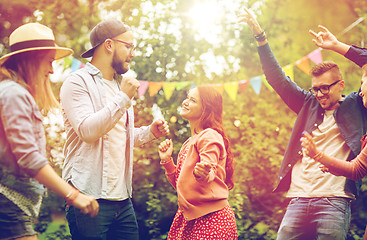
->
[1,0,367,239]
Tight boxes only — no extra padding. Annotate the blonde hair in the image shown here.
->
[0,50,59,113]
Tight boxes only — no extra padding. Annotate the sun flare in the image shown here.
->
[187,1,222,37]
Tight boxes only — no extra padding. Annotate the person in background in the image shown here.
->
[158,85,237,240]
[239,7,367,240]
[301,25,367,240]
[60,19,169,239]
[0,23,99,240]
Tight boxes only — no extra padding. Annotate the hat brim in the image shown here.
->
[0,46,73,66]
[81,46,97,59]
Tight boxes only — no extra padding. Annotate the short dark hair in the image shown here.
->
[310,61,342,80]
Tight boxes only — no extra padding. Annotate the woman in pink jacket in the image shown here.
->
[158,85,237,239]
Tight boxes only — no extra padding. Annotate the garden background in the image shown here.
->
[0,0,366,239]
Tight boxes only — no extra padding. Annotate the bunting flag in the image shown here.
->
[295,56,310,75]
[283,64,294,81]
[238,79,249,93]
[58,46,324,101]
[175,81,191,90]
[138,81,149,98]
[212,83,224,95]
[250,76,262,95]
[162,82,176,100]
[307,48,323,64]
[63,56,73,70]
[71,58,82,72]
[224,81,239,101]
[149,82,163,97]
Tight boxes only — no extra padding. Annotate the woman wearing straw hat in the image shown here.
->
[0,23,99,239]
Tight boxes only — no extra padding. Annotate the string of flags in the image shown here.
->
[56,47,323,101]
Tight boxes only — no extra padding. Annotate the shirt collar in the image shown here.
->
[85,62,103,79]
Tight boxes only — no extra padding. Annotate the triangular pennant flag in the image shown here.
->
[149,82,163,97]
[63,56,73,71]
[224,82,239,101]
[307,48,323,64]
[211,83,224,95]
[250,76,262,94]
[138,81,149,98]
[295,56,310,75]
[238,79,249,93]
[71,58,82,72]
[175,81,191,90]
[162,82,176,100]
[283,64,294,81]
[261,75,274,92]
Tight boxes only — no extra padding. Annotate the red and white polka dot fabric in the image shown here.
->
[167,206,238,240]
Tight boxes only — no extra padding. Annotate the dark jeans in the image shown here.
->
[0,193,37,239]
[66,198,139,240]
[277,197,351,240]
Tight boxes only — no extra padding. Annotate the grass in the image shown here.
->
[38,219,71,240]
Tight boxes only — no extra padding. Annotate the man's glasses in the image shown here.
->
[309,80,341,95]
[112,39,135,54]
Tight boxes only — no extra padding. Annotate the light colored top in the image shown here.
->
[288,110,354,199]
[102,78,128,200]
[161,128,229,220]
[0,80,48,217]
[60,63,156,199]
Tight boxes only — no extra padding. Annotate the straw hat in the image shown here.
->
[0,22,73,65]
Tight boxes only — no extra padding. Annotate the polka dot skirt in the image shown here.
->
[167,142,238,239]
[167,206,238,240]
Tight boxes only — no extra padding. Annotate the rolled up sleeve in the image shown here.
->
[0,83,48,177]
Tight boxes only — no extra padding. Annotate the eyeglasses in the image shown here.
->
[111,39,135,53]
[309,80,341,95]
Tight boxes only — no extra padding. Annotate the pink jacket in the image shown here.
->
[325,135,367,181]
[161,128,229,220]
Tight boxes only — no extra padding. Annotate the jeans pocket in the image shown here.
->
[324,197,350,214]
[286,197,298,210]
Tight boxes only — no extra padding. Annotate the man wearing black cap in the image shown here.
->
[60,20,169,239]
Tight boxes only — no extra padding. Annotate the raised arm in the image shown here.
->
[238,7,267,47]
[158,139,177,188]
[238,6,309,114]
[309,25,350,55]
[310,25,367,69]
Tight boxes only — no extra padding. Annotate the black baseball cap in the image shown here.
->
[81,19,130,58]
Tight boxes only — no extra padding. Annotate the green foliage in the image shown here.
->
[2,0,367,239]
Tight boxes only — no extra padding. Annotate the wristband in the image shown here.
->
[312,151,324,161]
[160,157,173,165]
[254,31,266,42]
[65,188,79,206]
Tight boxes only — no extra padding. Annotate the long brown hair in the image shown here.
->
[196,85,234,190]
[0,50,59,112]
